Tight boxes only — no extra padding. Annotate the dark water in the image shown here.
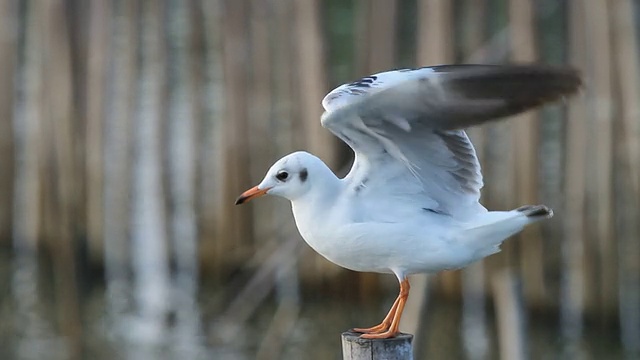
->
[0,249,626,360]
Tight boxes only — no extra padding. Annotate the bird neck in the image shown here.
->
[291,164,342,213]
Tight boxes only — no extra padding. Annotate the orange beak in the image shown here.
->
[235,186,270,205]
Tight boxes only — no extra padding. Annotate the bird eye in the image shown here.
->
[276,171,289,181]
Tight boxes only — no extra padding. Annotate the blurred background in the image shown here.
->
[0,0,638,359]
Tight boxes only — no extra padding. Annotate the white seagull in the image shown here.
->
[235,64,581,339]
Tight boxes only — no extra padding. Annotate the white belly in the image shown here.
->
[293,213,478,276]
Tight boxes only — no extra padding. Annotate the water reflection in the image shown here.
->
[0,248,628,360]
[10,253,68,360]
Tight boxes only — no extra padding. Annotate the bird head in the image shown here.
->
[235,151,319,205]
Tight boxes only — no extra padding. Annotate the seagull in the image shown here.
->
[235,64,581,339]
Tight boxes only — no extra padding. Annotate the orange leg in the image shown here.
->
[352,294,401,334]
[354,278,411,339]
[361,278,410,339]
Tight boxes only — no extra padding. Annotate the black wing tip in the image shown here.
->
[440,63,582,126]
[427,62,583,94]
[525,64,583,96]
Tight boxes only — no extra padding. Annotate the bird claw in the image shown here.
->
[351,323,390,334]
[360,330,398,339]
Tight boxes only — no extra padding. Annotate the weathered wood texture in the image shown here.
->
[342,332,413,360]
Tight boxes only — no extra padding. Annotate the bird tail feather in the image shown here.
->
[461,204,553,257]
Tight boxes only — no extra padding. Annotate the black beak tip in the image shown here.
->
[235,196,246,205]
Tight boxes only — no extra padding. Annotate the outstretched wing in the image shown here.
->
[321,65,581,219]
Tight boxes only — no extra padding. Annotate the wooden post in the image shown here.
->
[341,331,413,360]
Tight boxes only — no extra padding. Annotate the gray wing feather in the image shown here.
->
[322,65,581,217]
